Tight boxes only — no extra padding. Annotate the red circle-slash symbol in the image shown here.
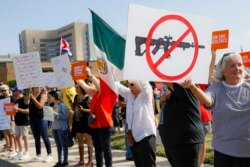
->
[146,14,199,81]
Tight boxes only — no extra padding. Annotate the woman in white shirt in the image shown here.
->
[116,80,157,167]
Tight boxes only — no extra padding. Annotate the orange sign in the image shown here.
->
[71,62,88,80]
[211,30,229,50]
[4,103,16,116]
[240,51,250,68]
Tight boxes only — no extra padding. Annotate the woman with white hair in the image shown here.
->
[183,52,250,167]
[115,80,157,167]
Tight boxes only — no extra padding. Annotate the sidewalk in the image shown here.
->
[0,135,169,167]
[0,136,213,167]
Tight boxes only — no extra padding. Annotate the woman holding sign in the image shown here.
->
[47,91,69,167]
[183,52,250,167]
[27,87,53,163]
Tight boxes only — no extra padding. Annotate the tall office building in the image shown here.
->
[19,22,95,61]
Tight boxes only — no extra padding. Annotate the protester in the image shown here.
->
[60,87,76,130]
[116,80,157,167]
[118,94,133,161]
[27,87,53,162]
[158,82,204,167]
[47,91,68,167]
[0,84,17,158]
[11,87,30,160]
[111,100,121,134]
[70,82,93,167]
[184,52,250,167]
[77,67,116,167]
[198,84,212,167]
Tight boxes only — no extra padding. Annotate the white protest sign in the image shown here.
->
[13,52,44,89]
[0,98,11,130]
[43,72,57,88]
[124,4,213,83]
[43,106,54,122]
[51,54,74,89]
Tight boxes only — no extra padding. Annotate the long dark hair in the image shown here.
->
[48,91,61,101]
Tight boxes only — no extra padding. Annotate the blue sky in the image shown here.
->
[1,0,250,58]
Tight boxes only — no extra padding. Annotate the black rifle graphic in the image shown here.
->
[135,36,205,57]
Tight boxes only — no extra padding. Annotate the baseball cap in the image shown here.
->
[10,86,23,93]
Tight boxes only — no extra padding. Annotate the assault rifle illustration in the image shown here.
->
[135,36,205,56]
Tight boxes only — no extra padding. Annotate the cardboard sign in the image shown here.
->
[42,72,58,88]
[124,4,213,84]
[71,62,88,80]
[43,106,54,122]
[211,30,229,50]
[51,54,75,89]
[240,51,250,68]
[4,103,15,116]
[13,52,44,89]
[0,98,11,130]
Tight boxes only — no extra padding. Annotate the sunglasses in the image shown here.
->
[220,52,235,65]
[1,89,7,92]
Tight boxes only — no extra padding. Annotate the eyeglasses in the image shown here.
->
[220,52,235,65]
[1,90,7,92]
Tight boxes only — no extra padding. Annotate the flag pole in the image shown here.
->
[59,37,62,56]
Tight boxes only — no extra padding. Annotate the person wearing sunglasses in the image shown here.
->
[0,84,17,158]
[115,80,157,167]
[183,52,250,167]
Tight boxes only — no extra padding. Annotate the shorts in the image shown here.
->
[15,126,29,137]
[203,121,212,134]
[9,125,15,135]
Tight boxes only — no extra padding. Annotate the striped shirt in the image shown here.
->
[206,80,250,157]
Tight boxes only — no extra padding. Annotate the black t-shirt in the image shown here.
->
[118,95,126,119]
[161,83,204,148]
[15,97,29,126]
[29,94,44,119]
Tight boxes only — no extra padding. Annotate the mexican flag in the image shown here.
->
[91,10,125,81]
[90,10,119,117]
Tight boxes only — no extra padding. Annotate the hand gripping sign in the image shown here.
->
[124,4,213,84]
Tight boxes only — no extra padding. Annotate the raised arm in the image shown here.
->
[181,77,213,107]
[30,93,47,109]
[76,79,96,97]
[208,49,217,83]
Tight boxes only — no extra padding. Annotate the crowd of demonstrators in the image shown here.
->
[116,80,157,167]
[184,52,250,167]
[26,87,53,162]
[0,84,17,158]
[70,82,93,167]
[2,51,250,167]
[12,87,30,160]
[47,91,69,167]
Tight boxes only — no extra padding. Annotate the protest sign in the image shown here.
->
[51,54,74,89]
[43,106,54,122]
[4,103,15,116]
[42,72,57,88]
[0,98,11,130]
[240,51,250,68]
[211,30,229,50]
[13,52,44,89]
[124,4,213,83]
[71,62,88,80]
